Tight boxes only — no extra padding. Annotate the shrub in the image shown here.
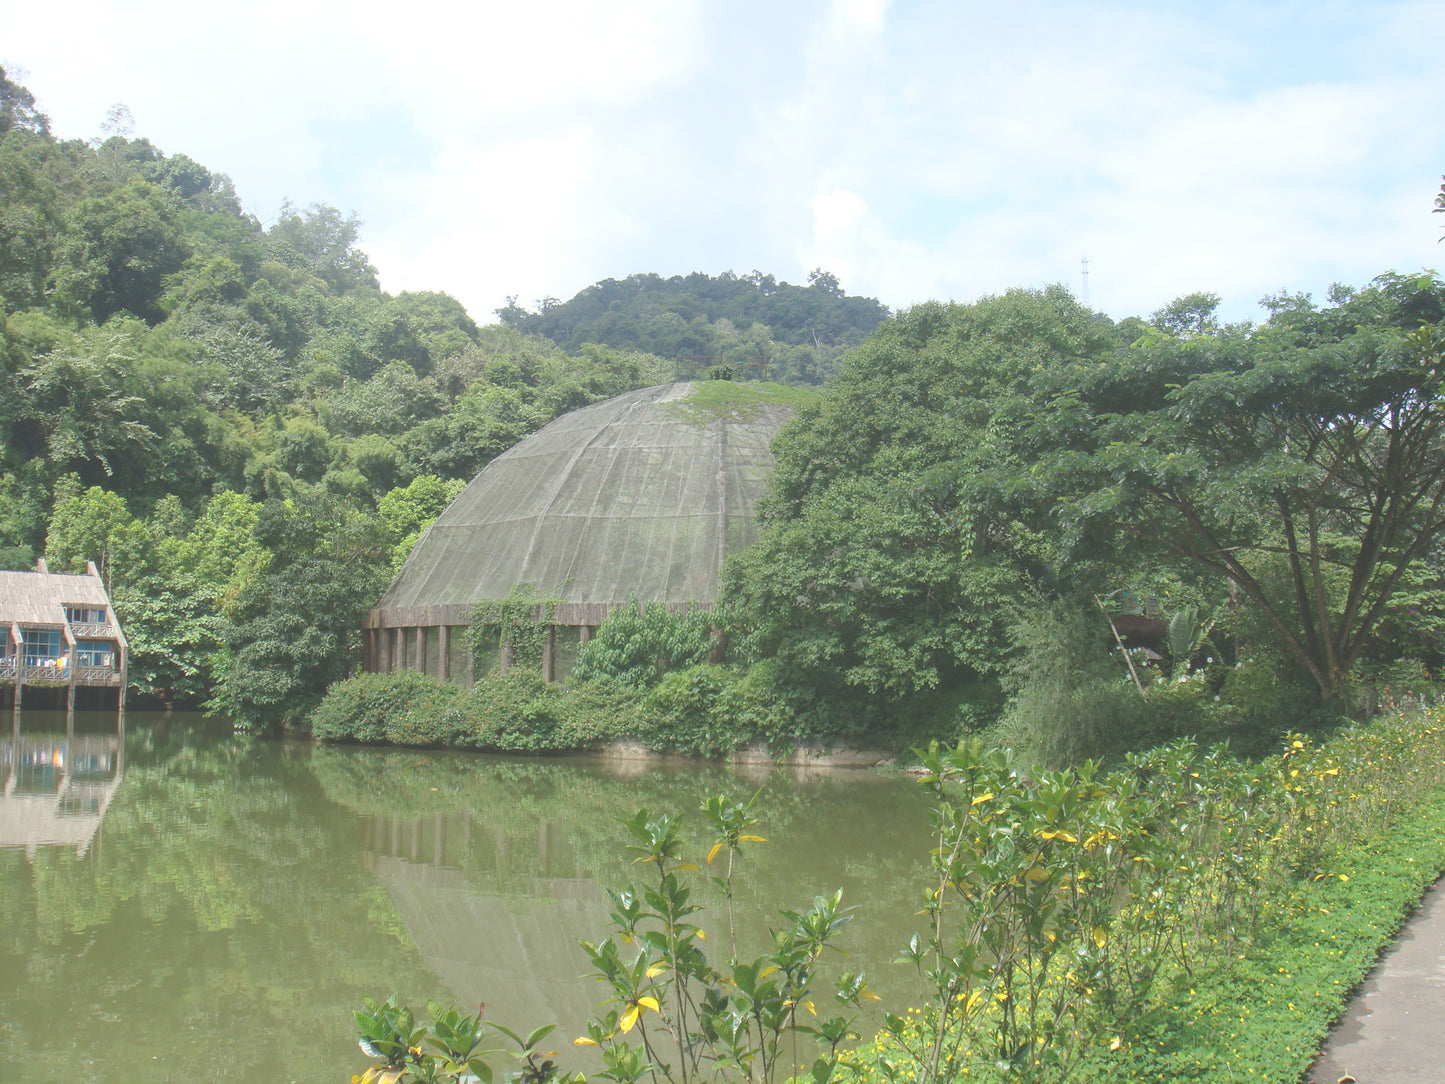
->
[995,599,1146,766]
[570,600,718,687]
[310,670,461,744]
[638,665,737,755]
[354,709,1445,1084]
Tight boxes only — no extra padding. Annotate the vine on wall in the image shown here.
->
[463,584,561,674]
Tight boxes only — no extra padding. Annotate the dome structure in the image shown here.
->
[363,381,802,681]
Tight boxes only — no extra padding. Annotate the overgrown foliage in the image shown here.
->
[570,601,719,687]
[357,707,1445,1084]
[3,69,876,721]
[723,287,1115,717]
[352,995,567,1084]
[1006,273,1445,702]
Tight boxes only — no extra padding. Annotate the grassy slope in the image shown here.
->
[1095,802,1445,1082]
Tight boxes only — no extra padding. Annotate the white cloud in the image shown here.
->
[365,128,646,313]
[346,0,703,134]
[827,0,889,38]
[3,0,1442,325]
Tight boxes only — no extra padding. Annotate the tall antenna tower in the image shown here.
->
[1080,254,1091,310]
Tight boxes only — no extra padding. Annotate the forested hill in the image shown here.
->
[0,65,839,718]
[0,65,692,556]
[498,270,890,384]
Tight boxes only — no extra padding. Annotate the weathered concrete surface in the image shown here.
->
[1306,874,1445,1083]
[590,739,896,769]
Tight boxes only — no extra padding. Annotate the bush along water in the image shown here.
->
[354,708,1445,1084]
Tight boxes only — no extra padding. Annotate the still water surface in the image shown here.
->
[0,711,935,1083]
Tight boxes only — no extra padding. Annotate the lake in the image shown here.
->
[0,710,936,1083]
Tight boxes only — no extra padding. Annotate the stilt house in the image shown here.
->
[0,559,128,709]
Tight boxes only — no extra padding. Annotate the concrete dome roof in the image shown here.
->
[369,381,803,628]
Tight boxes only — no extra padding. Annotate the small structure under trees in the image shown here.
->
[0,560,128,710]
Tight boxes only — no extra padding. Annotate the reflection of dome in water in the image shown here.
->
[364,382,801,679]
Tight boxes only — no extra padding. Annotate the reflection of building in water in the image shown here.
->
[359,811,608,1036]
[0,714,124,861]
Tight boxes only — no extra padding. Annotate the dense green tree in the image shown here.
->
[19,321,158,479]
[321,361,444,438]
[266,201,378,295]
[193,323,290,410]
[0,65,50,137]
[1011,272,1445,702]
[725,287,1116,703]
[368,289,480,375]
[375,474,465,567]
[44,478,155,591]
[117,492,269,705]
[51,177,189,323]
[210,496,391,728]
[161,489,269,608]
[398,382,544,479]
[499,269,889,384]
[0,129,84,309]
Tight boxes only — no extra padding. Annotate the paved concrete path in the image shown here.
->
[1306,873,1445,1083]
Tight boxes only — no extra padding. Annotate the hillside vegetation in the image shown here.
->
[498,268,889,384]
[0,66,883,724]
[6,63,1443,757]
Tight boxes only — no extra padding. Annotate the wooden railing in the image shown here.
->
[67,622,115,639]
[0,661,120,685]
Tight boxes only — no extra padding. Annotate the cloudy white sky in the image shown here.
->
[4,0,1442,325]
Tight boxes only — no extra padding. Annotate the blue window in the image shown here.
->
[21,628,61,667]
[76,641,115,668]
[66,606,107,624]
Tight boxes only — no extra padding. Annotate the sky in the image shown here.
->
[3,0,1442,326]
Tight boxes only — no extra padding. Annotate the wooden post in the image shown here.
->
[542,625,556,683]
[414,627,427,674]
[11,622,23,711]
[439,626,451,682]
[64,627,77,712]
[1097,595,1149,699]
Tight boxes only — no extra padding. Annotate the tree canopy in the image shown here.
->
[498,269,890,385]
[0,70,679,718]
[727,270,1445,724]
[724,286,1116,703]
[1009,272,1445,700]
